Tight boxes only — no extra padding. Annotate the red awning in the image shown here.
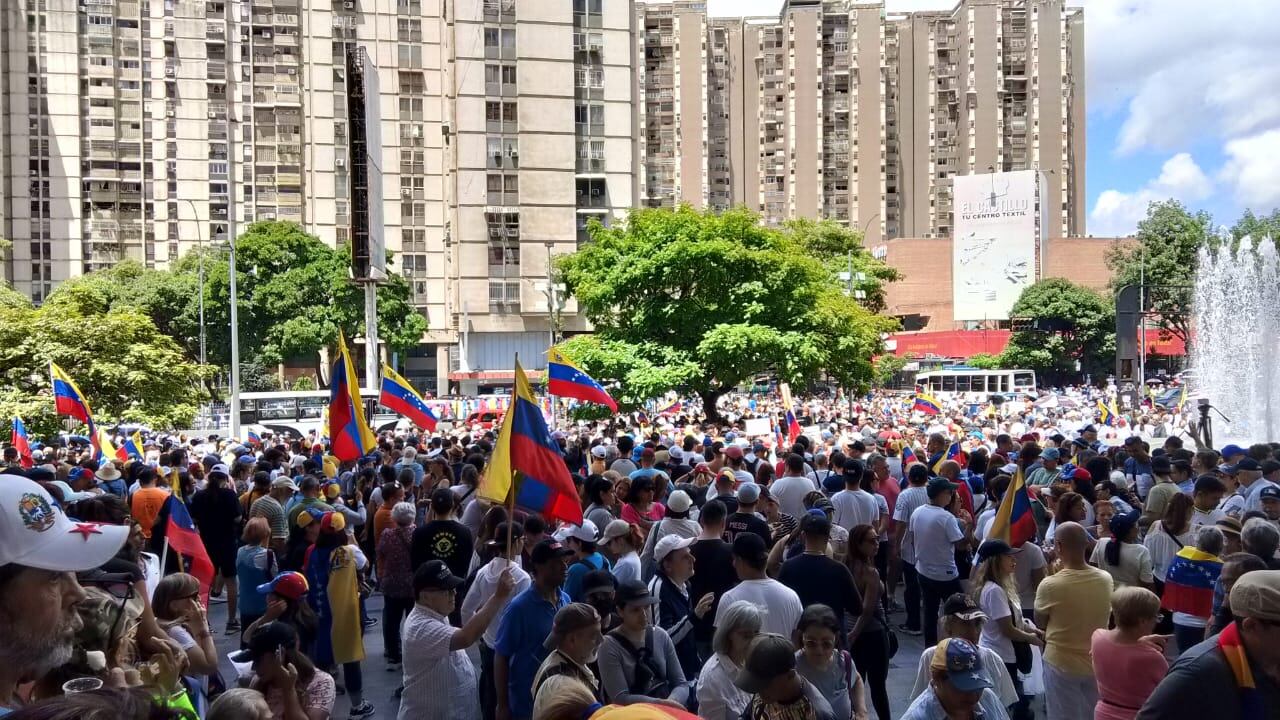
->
[447,370,546,382]
[887,329,1187,359]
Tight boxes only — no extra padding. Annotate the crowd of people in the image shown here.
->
[0,386,1279,720]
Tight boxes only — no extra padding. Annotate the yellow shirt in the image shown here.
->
[1034,566,1113,676]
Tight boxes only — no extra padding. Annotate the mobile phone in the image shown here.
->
[275,646,285,665]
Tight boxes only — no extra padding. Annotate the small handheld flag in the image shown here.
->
[913,392,942,416]
[162,495,215,606]
[10,418,33,469]
[901,444,918,466]
[379,364,439,432]
[328,333,377,462]
[246,430,262,447]
[122,431,144,459]
[987,466,1037,547]
[1097,399,1117,427]
[479,358,583,526]
[546,347,618,412]
[655,399,683,416]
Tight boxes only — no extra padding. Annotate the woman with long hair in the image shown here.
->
[844,524,891,720]
[152,572,219,677]
[971,541,1043,720]
[620,476,665,534]
[1091,510,1155,590]
[1047,490,1088,544]
[583,475,617,530]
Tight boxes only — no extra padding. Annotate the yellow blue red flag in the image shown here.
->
[327,333,377,461]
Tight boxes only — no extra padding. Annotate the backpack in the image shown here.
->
[608,627,670,699]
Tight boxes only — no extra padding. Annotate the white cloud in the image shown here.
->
[1218,130,1280,210]
[1082,0,1280,155]
[1089,153,1212,236]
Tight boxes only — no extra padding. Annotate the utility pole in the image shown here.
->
[180,199,206,366]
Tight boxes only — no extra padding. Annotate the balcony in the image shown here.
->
[483,0,516,16]
[575,156,606,174]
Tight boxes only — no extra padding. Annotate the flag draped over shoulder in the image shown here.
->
[988,467,1037,547]
[1162,546,1223,617]
[162,495,215,606]
[379,364,439,431]
[932,441,966,474]
[479,358,583,525]
[328,334,377,462]
[546,346,617,411]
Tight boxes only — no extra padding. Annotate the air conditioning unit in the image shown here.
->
[590,188,603,197]
[335,158,345,167]
[343,1,355,8]
[165,68,175,76]
[208,111,217,119]
[262,31,272,38]
[506,147,518,159]
[166,110,175,117]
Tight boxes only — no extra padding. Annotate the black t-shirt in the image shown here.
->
[688,538,737,643]
[724,511,772,547]
[189,486,242,546]
[411,519,474,580]
[776,552,862,635]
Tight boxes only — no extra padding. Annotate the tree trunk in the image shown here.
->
[698,388,726,425]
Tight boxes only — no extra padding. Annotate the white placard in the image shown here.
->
[952,170,1038,321]
[743,417,772,437]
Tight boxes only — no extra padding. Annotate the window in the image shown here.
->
[397,44,421,68]
[397,18,421,42]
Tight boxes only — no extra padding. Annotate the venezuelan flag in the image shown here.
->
[327,333,377,462]
[161,494,215,606]
[547,346,618,411]
[655,398,683,416]
[1097,398,1117,427]
[246,430,262,446]
[121,431,144,459]
[931,440,967,473]
[96,428,126,463]
[1162,546,1222,617]
[480,358,583,525]
[913,391,942,416]
[10,417,33,469]
[379,364,439,431]
[988,466,1037,547]
[51,363,93,425]
[901,444,918,466]
[785,408,802,446]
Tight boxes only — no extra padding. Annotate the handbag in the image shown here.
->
[1008,596,1034,674]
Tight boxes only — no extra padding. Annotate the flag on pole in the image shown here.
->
[161,495,215,606]
[379,364,439,431]
[327,333,377,462]
[901,444,918,467]
[50,363,93,425]
[655,399,683,416]
[10,418,33,469]
[987,466,1037,547]
[95,428,126,463]
[479,358,583,526]
[122,431,144,459]
[546,347,617,411]
[246,430,262,447]
[1097,398,1117,427]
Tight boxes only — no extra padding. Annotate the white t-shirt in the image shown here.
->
[831,488,880,531]
[612,551,641,586]
[771,475,818,519]
[1090,538,1155,588]
[1190,507,1225,532]
[977,581,1017,663]
[714,578,803,638]
[909,504,963,581]
[894,486,931,565]
[1012,543,1047,610]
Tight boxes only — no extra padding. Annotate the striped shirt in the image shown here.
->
[249,494,287,540]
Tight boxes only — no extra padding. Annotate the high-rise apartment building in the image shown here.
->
[634,0,1083,243]
[1,0,1081,394]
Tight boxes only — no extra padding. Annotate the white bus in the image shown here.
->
[915,367,1037,395]
[238,390,404,438]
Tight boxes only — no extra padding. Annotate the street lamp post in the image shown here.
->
[179,199,206,366]
[229,240,240,440]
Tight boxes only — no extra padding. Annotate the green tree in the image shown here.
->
[999,278,1115,386]
[0,290,209,437]
[965,353,1003,370]
[1107,200,1214,346]
[1230,208,1280,244]
[782,218,901,313]
[872,353,908,388]
[556,206,896,420]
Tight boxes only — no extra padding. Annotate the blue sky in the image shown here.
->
[692,0,1280,237]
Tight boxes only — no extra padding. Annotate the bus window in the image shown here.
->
[956,376,971,392]
[298,397,325,420]
[942,375,956,392]
[258,398,295,421]
[930,377,942,392]
[972,376,986,393]
[1014,372,1035,390]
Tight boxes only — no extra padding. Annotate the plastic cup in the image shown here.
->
[61,676,104,694]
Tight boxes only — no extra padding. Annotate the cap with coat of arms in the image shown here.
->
[0,474,129,572]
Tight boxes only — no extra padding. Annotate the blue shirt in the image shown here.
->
[494,585,570,718]
[563,552,611,601]
[900,687,1009,720]
[396,460,425,487]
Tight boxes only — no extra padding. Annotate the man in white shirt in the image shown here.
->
[909,477,969,647]
[714,533,802,638]
[399,560,514,720]
[893,463,932,636]
[771,453,818,519]
[1235,458,1280,514]
[460,522,531,720]
[831,460,880,532]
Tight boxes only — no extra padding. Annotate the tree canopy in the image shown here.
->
[1106,200,1212,345]
[0,285,209,438]
[556,206,897,418]
[1000,278,1115,386]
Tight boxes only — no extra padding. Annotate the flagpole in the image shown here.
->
[505,351,520,560]
[160,536,170,576]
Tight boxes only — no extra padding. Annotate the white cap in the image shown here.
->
[564,519,599,543]
[653,535,696,564]
[590,445,607,459]
[0,474,129,572]
[208,463,230,477]
[666,489,693,513]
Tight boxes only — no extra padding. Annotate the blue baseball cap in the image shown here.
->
[1041,447,1061,460]
[1221,444,1247,461]
[931,638,991,693]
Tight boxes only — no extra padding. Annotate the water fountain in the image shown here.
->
[1191,236,1280,443]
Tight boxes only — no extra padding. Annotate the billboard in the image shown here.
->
[347,45,386,281]
[951,170,1038,321]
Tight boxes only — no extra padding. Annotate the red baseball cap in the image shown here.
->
[257,571,309,601]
